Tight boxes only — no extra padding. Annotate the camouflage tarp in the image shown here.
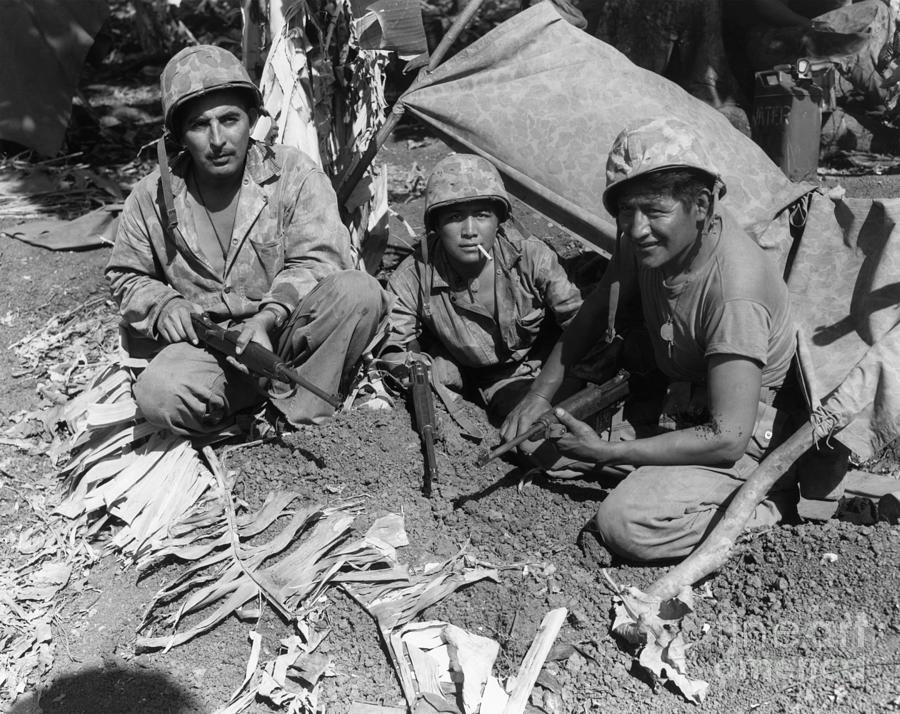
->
[791,193,900,458]
[400,1,813,256]
[400,1,899,457]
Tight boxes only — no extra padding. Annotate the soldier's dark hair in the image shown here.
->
[612,168,714,212]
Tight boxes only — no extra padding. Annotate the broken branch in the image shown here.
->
[647,420,820,600]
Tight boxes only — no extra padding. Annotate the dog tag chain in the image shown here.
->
[660,287,686,359]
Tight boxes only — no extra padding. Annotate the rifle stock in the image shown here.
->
[190,313,342,408]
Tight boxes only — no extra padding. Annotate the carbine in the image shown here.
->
[409,359,438,497]
[190,313,341,409]
[477,370,630,467]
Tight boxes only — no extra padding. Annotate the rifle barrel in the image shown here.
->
[420,424,436,497]
[476,421,547,467]
[267,359,342,408]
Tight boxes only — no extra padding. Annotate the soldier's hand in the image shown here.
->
[227,312,276,374]
[156,299,201,345]
[551,408,610,463]
[500,391,552,442]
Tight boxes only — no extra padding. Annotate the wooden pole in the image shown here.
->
[646,420,825,600]
[336,0,489,206]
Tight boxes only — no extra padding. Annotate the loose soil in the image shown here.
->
[3,12,900,714]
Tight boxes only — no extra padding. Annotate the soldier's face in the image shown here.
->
[434,200,500,268]
[180,89,255,184]
[616,188,709,275]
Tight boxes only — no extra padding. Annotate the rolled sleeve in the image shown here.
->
[704,299,771,367]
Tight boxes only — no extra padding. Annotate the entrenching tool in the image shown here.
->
[190,313,342,409]
[476,370,631,467]
[409,359,438,497]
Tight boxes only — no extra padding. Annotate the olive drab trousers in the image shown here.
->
[133,271,389,436]
[591,386,848,563]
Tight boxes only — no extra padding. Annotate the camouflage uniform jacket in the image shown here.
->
[384,227,583,369]
[106,141,352,339]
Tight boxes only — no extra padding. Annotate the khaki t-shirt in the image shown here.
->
[621,211,795,389]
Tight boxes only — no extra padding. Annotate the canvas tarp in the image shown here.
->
[400,1,813,256]
[789,193,900,458]
[0,0,108,156]
[399,1,899,457]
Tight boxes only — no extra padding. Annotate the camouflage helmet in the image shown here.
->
[160,45,262,135]
[601,117,726,216]
[424,154,511,228]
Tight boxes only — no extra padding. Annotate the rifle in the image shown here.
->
[190,313,342,409]
[476,369,631,467]
[409,359,438,497]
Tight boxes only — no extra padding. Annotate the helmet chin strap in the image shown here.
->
[157,137,179,235]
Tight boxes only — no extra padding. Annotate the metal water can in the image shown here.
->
[751,59,825,182]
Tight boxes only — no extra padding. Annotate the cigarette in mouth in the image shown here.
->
[477,244,492,261]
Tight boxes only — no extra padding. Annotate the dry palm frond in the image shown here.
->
[214,627,334,714]
[135,472,410,652]
[255,0,389,273]
[0,461,95,709]
[0,156,122,220]
[3,299,121,451]
[346,552,498,633]
[53,362,216,567]
[11,296,119,377]
[344,551,499,708]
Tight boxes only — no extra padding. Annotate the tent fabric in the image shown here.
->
[790,193,900,459]
[400,2,813,256]
[821,322,900,460]
[0,0,108,156]
[400,2,899,458]
[3,204,122,251]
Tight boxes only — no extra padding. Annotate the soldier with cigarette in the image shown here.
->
[379,153,583,421]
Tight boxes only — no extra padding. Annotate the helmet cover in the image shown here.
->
[424,154,511,228]
[602,117,726,216]
[160,45,262,135]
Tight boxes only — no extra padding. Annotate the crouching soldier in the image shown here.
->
[106,45,390,436]
[506,117,832,563]
[379,153,583,424]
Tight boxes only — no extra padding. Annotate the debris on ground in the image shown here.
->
[605,571,708,705]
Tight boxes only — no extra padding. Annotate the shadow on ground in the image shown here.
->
[10,667,201,714]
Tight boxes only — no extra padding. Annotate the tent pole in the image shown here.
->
[336,0,488,207]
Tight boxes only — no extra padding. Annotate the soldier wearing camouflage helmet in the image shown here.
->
[380,153,583,422]
[159,44,262,137]
[423,153,511,228]
[105,44,390,436]
[505,117,814,563]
